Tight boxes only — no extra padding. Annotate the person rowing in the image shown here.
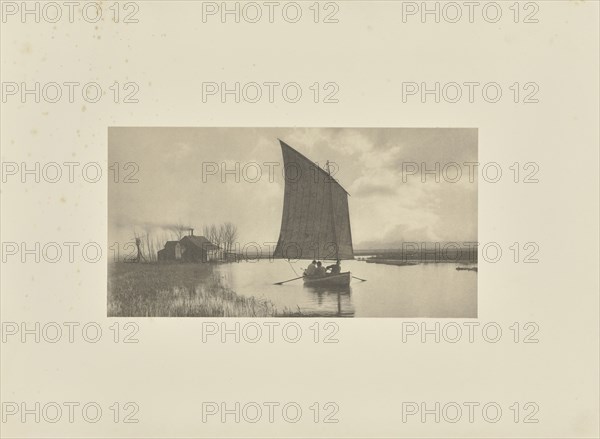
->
[326,260,341,275]
[314,261,327,277]
[304,260,317,276]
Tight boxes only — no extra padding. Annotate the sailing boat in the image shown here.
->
[273,139,355,287]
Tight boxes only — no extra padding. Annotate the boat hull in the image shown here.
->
[303,272,351,287]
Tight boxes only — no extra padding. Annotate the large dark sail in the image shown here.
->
[273,140,354,260]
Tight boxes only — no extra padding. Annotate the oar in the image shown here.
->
[352,276,367,282]
[274,276,303,285]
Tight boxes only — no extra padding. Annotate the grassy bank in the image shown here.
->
[108,262,288,317]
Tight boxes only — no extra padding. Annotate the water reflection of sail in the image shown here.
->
[273,140,354,261]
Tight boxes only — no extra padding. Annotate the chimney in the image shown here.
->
[189,228,194,236]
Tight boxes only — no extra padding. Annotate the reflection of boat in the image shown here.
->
[304,281,353,317]
[272,140,359,286]
[303,271,351,286]
[456,266,478,272]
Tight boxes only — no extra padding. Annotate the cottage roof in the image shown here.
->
[180,235,219,250]
[164,241,180,249]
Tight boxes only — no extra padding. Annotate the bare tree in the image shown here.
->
[130,229,141,262]
[203,224,215,243]
[200,222,238,261]
[219,223,227,253]
[144,233,152,262]
[222,222,238,257]
[170,220,188,240]
[130,229,149,262]
[229,223,238,251]
[210,224,219,247]
[153,234,166,261]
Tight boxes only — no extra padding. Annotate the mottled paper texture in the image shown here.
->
[1,1,598,438]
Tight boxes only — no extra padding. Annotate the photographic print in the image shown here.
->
[3,0,599,437]
[108,127,477,317]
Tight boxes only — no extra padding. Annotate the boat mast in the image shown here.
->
[326,160,339,261]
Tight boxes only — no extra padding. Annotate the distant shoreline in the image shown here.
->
[355,247,478,265]
[363,259,477,267]
[364,259,419,266]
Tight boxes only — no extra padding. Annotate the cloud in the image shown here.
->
[109,128,477,249]
[352,181,397,197]
[358,223,439,249]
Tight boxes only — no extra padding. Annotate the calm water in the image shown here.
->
[215,259,477,317]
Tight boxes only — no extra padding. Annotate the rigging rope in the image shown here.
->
[287,259,300,277]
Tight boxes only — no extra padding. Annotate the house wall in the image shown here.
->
[159,237,218,263]
[158,243,182,261]
[206,249,222,261]
[180,244,206,262]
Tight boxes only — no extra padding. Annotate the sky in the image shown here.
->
[108,127,477,250]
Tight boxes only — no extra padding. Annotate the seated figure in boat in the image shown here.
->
[304,260,317,276]
[327,260,341,275]
[314,261,327,277]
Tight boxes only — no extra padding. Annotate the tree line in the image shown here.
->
[127,221,239,262]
